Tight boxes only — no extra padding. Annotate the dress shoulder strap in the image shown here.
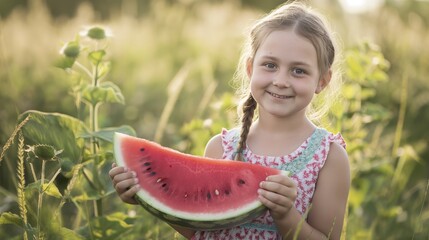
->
[279,128,329,175]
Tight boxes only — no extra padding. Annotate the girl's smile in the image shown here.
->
[266,90,294,99]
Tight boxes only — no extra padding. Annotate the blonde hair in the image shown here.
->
[233,2,342,161]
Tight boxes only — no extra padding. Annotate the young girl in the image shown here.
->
[109,2,350,239]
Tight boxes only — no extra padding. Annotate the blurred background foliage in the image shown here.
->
[0,0,428,239]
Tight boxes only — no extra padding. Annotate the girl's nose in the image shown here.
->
[272,74,291,88]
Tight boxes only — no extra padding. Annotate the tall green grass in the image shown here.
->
[0,0,428,239]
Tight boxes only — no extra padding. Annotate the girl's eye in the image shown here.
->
[292,68,306,75]
[264,63,277,70]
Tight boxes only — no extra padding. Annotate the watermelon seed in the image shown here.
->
[237,179,246,186]
[184,193,188,198]
[146,167,152,172]
[150,172,156,176]
[225,190,230,195]
[215,189,220,196]
[162,183,167,188]
[140,148,145,151]
[144,162,151,166]
[156,178,162,183]
[207,192,211,200]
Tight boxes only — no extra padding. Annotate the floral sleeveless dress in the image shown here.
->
[191,127,346,240]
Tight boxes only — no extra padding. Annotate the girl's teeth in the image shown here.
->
[270,92,289,99]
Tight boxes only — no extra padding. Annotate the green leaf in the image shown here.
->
[370,69,388,82]
[88,50,106,65]
[97,61,111,81]
[329,100,344,119]
[82,82,125,105]
[54,56,76,69]
[18,111,88,177]
[342,84,360,100]
[0,212,24,228]
[362,103,391,122]
[77,212,135,240]
[80,125,136,142]
[70,158,115,201]
[361,88,377,100]
[0,187,14,212]
[349,179,370,210]
[59,227,85,240]
[43,183,62,198]
[26,180,62,198]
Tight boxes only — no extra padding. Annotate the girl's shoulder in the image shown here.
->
[204,133,224,159]
[323,129,346,150]
[319,128,349,177]
[302,128,346,158]
[220,127,240,142]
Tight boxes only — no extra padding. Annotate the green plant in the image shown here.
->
[0,26,136,239]
[334,42,429,239]
[0,1,427,238]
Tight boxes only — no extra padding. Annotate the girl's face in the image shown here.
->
[248,29,330,120]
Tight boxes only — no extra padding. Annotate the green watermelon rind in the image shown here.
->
[113,132,289,230]
[134,193,268,230]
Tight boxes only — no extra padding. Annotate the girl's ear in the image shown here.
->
[316,69,332,94]
[246,58,253,78]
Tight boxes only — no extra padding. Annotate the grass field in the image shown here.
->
[1,0,428,239]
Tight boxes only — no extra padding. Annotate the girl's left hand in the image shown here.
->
[258,174,297,220]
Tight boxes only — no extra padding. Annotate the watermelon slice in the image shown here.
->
[113,132,288,230]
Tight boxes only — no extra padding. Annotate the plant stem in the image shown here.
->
[94,62,100,87]
[90,102,100,217]
[29,162,38,183]
[75,61,93,79]
[392,71,408,158]
[37,160,46,240]
[90,60,102,217]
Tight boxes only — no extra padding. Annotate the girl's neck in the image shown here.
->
[253,112,316,137]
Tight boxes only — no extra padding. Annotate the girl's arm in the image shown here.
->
[259,142,350,239]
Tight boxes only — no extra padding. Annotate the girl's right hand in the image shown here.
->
[109,163,140,205]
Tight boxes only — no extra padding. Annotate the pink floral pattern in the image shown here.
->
[192,128,346,240]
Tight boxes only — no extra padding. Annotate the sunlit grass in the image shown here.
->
[0,0,428,239]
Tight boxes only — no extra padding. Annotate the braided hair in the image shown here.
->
[234,94,257,161]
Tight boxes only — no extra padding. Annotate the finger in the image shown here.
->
[109,166,128,179]
[260,180,297,200]
[120,185,140,204]
[266,175,295,187]
[258,191,293,213]
[115,178,139,193]
[261,176,297,199]
[112,171,136,185]
[112,162,117,168]
[260,180,287,192]
[258,188,291,206]
[115,173,137,188]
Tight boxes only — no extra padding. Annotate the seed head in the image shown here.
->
[81,26,112,40]
[60,41,80,58]
[25,144,63,161]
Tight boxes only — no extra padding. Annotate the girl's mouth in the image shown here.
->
[267,91,292,99]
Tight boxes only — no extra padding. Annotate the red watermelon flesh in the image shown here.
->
[114,132,288,230]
